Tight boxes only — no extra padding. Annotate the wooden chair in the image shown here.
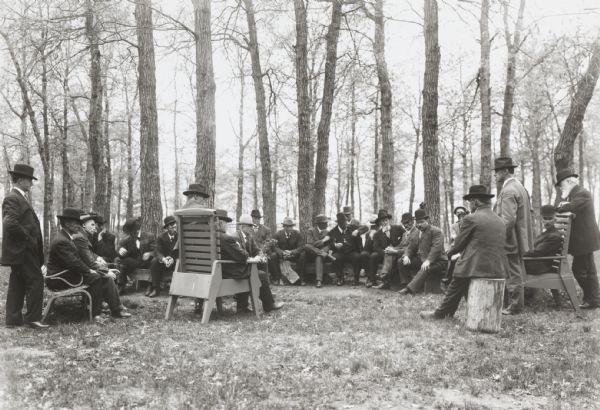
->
[42,270,93,323]
[523,212,580,313]
[164,208,261,324]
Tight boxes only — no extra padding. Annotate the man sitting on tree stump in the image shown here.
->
[420,185,507,319]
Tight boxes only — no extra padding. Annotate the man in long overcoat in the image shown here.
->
[493,157,533,314]
[420,185,508,319]
[556,169,600,309]
[1,164,47,329]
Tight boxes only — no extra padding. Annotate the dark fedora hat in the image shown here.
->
[493,157,518,171]
[453,206,468,216]
[414,209,429,221]
[282,216,295,226]
[9,163,37,180]
[215,209,232,222]
[554,168,578,186]
[88,212,105,225]
[57,207,83,222]
[80,212,95,223]
[375,209,392,224]
[540,204,555,218]
[315,214,328,224]
[250,209,262,218]
[463,185,495,200]
[183,183,209,198]
[122,217,141,234]
[342,206,352,215]
[163,215,176,228]
[401,212,413,224]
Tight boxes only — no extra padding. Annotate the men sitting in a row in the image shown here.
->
[117,217,155,288]
[46,208,131,322]
[147,215,178,298]
[268,217,304,285]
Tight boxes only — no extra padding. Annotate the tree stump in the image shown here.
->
[466,278,505,333]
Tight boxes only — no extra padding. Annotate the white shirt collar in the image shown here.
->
[14,187,27,198]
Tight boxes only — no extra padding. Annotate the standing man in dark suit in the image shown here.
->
[371,210,405,290]
[147,216,178,297]
[493,157,534,315]
[250,209,271,250]
[217,210,283,313]
[1,164,48,329]
[328,212,359,286]
[268,217,304,285]
[398,209,448,295]
[556,169,600,309]
[420,185,507,319]
[297,214,332,288]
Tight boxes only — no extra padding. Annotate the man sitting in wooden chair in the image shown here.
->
[217,210,284,313]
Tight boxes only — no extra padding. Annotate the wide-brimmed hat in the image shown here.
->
[463,185,495,200]
[9,163,37,181]
[315,214,328,224]
[375,209,392,224]
[215,209,232,222]
[493,157,518,171]
[414,209,429,221]
[336,212,347,222]
[183,183,209,198]
[282,217,295,226]
[250,209,262,218]
[540,205,555,218]
[401,212,413,224]
[554,168,578,186]
[453,206,468,216]
[90,212,105,225]
[80,212,95,223]
[238,214,254,226]
[122,217,141,234]
[163,215,176,228]
[342,206,352,215]
[57,207,83,222]
[368,214,379,225]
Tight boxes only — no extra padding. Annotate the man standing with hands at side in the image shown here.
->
[556,169,600,309]
[1,164,48,329]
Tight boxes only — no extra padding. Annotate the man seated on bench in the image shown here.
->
[117,217,155,289]
[523,204,562,304]
[268,217,304,285]
[328,212,360,286]
[297,214,333,288]
[372,209,405,290]
[46,208,131,323]
[147,215,178,298]
[216,210,283,313]
[92,214,118,263]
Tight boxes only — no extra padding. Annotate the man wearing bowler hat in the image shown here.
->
[556,169,600,309]
[420,185,507,319]
[493,157,533,315]
[250,209,271,249]
[268,217,304,285]
[371,209,405,290]
[182,183,210,209]
[328,212,360,286]
[1,164,48,329]
[398,209,448,295]
[342,206,353,223]
[147,216,179,297]
[298,214,333,288]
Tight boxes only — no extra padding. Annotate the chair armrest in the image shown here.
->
[214,260,236,265]
[45,269,69,278]
[522,256,566,261]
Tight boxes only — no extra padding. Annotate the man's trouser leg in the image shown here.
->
[296,251,308,283]
[101,277,123,314]
[368,252,383,283]
[505,253,524,312]
[149,258,165,291]
[87,279,105,317]
[406,260,448,294]
[268,252,282,282]
[332,252,350,282]
[434,277,471,318]
[573,252,600,306]
[5,253,43,325]
[398,256,421,288]
[235,270,275,311]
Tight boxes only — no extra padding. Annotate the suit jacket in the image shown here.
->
[46,229,100,290]
[95,231,117,262]
[304,226,330,254]
[155,231,179,260]
[556,185,600,255]
[252,224,272,248]
[523,226,563,274]
[355,231,374,253]
[373,225,405,254]
[494,178,534,255]
[273,229,304,256]
[73,231,104,271]
[405,224,447,263]
[237,230,260,257]
[0,188,43,266]
[119,231,156,260]
[448,205,507,279]
[219,232,250,279]
[327,225,356,254]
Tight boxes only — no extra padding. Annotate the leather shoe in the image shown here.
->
[144,286,153,297]
[94,315,108,325]
[112,311,132,319]
[271,301,284,310]
[27,321,49,329]
[237,306,254,314]
[365,280,373,288]
[315,280,322,288]
[419,311,438,320]
[336,279,344,286]
[374,282,390,290]
[397,288,411,295]
[148,289,160,298]
[579,302,599,310]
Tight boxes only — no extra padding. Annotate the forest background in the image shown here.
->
[0,0,599,251]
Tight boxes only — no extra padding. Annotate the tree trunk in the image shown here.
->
[61,66,74,208]
[124,76,135,219]
[421,0,441,227]
[172,84,181,210]
[103,77,112,226]
[243,0,275,232]
[373,91,379,212]
[236,69,245,221]
[192,0,216,205]
[135,0,163,236]
[312,0,342,218]
[349,77,356,213]
[409,104,421,214]
[578,131,585,186]
[554,38,600,170]
[294,0,313,231]
[479,0,492,189]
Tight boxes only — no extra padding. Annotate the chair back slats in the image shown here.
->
[174,208,221,274]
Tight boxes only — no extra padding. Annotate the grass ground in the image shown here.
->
[0,267,599,410]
